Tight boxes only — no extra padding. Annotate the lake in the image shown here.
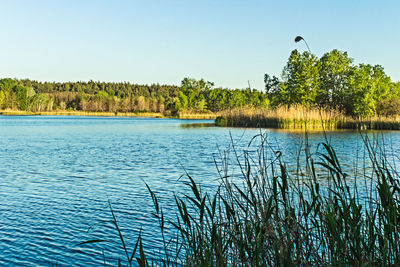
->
[0,116,399,266]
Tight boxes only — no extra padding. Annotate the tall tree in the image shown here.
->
[319,49,352,110]
[281,50,321,107]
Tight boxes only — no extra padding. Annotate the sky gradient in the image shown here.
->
[1,0,399,90]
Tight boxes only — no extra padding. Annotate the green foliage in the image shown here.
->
[264,74,280,106]
[266,50,400,117]
[31,93,52,111]
[377,97,400,117]
[347,64,377,117]
[281,50,321,107]
[84,133,400,265]
[13,84,29,110]
[96,91,109,99]
[180,78,212,111]
[195,94,207,111]
[0,90,5,107]
[0,77,269,114]
[175,91,188,112]
[0,78,17,91]
[1,48,399,117]
[319,49,352,110]
[0,78,39,110]
[106,88,115,96]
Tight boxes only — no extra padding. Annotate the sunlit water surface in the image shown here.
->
[0,116,399,266]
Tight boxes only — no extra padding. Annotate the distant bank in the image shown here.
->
[2,108,400,131]
[0,109,218,120]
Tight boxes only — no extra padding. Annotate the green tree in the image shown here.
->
[31,93,50,111]
[175,91,188,111]
[319,49,352,110]
[13,85,30,110]
[0,90,5,108]
[0,78,17,91]
[180,78,214,109]
[194,94,207,111]
[264,74,280,106]
[370,65,392,103]
[281,50,321,107]
[346,64,376,117]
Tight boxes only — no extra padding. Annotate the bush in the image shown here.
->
[377,97,400,117]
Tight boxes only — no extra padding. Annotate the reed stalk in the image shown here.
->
[81,131,400,266]
[216,106,400,130]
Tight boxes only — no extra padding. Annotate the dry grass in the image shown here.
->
[0,109,218,120]
[0,109,163,117]
[216,106,400,130]
[177,110,219,120]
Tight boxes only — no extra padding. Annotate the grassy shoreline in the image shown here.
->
[0,109,219,119]
[216,107,400,130]
[3,107,400,130]
[0,109,164,117]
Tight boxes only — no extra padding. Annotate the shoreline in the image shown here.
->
[0,110,163,117]
[215,107,400,131]
[2,109,400,131]
[0,110,217,120]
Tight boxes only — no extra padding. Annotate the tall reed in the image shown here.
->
[81,131,400,266]
[216,106,400,130]
[176,110,218,120]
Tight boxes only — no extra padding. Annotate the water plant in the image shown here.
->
[81,131,400,266]
[216,106,400,130]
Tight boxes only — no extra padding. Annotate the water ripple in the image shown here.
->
[0,116,399,265]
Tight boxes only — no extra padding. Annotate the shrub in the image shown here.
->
[377,97,400,117]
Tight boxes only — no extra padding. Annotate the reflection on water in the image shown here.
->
[0,116,399,265]
[180,122,215,128]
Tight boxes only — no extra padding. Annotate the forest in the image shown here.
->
[0,77,268,115]
[1,49,399,117]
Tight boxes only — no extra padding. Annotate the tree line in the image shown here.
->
[265,49,400,117]
[0,78,268,114]
[1,49,399,117]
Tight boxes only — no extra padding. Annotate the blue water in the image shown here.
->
[0,116,399,266]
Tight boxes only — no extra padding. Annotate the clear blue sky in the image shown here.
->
[1,0,399,90]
